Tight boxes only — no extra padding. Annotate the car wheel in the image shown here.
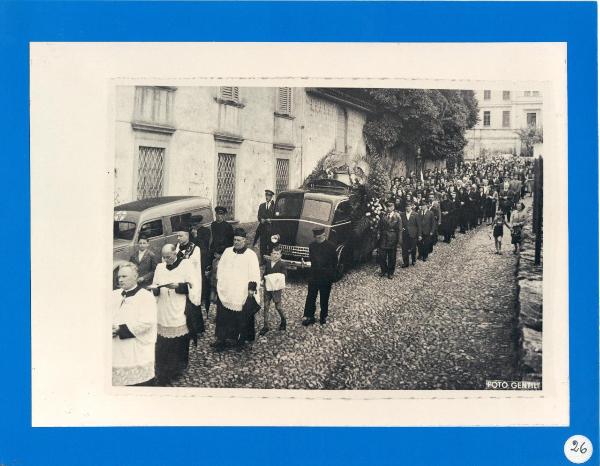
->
[335,246,348,281]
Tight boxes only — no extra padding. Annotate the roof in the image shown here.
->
[115,196,209,212]
[277,180,350,202]
[306,88,376,114]
[304,191,349,203]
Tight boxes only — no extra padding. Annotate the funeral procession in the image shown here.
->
[112,86,543,390]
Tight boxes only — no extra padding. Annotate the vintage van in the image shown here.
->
[270,179,376,280]
[113,196,213,286]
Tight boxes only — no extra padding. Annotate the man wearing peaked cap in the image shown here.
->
[253,189,276,264]
[377,199,401,279]
[302,226,337,326]
[209,206,234,267]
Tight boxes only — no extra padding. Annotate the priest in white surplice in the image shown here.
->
[175,228,204,334]
[212,227,261,351]
[112,263,157,386]
[151,244,201,385]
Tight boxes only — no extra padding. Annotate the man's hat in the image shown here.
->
[312,227,326,236]
[265,189,275,196]
[385,198,395,206]
[233,227,247,238]
[215,206,227,214]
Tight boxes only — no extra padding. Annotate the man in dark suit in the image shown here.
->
[377,199,402,279]
[209,206,234,263]
[457,185,469,233]
[129,235,159,288]
[303,227,337,326]
[428,193,441,247]
[253,189,276,264]
[440,192,454,243]
[400,202,421,267]
[418,201,436,261]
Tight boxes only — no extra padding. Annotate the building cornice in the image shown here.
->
[306,88,376,114]
[274,112,295,120]
[131,121,176,135]
[214,97,245,109]
[214,132,244,144]
[273,142,295,151]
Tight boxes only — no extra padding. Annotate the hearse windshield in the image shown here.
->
[114,221,137,241]
[301,199,332,223]
[274,193,304,219]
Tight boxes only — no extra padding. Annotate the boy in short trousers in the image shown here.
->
[259,245,287,335]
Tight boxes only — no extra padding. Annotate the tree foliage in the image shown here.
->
[362,89,479,168]
[515,126,543,157]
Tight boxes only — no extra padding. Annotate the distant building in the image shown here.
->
[114,86,373,222]
[465,88,543,160]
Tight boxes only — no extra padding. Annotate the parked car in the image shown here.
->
[270,179,377,280]
[113,196,213,287]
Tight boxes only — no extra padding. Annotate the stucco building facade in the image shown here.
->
[114,86,371,222]
[465,87,543,160]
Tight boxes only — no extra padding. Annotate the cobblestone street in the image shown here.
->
[173,218,521,390]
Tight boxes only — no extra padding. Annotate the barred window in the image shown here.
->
[217,153,236,219]
[502,90,511,100]
[276,87,293,115]
[483,90,491,100]
[137,146,165,200]
[219,86,240,103]
[275,158,290,194]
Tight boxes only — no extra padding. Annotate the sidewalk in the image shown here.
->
[515,196,543,383]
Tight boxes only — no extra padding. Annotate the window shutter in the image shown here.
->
[277,87,292,115]
[220,86,239,103]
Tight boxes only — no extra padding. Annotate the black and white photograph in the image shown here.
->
[31,42,568,427]
[112,84,544,390]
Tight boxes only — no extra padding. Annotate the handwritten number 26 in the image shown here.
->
[571,440,588,454]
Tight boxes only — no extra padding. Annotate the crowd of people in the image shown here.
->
[377,156,534,277]
[111,156,535,387]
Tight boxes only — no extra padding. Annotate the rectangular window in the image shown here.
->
[524,91,531,97]
[275,158,290,194]
[139,219,164,239]
[274,193,303,219]
[170,213,193,233]
[483,111,491,126]
[219,86,240,103]
[502,111,511,128]
[276,87,293,115]
[137,146,165,200]
[527,113,537,127]
[134,86,174,125]
[503,90,511,100]
[532,91,540,97]
[483,90,491,100]
[217,153,236,219]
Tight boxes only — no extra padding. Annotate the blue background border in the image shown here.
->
[1,2,597,465]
